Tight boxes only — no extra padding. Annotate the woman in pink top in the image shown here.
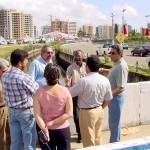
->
[33,64,73,150]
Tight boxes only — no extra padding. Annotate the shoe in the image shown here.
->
[76,139,82,143]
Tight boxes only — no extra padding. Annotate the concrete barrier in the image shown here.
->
[102,81,150,130]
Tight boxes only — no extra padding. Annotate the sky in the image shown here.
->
[0,0,150,33]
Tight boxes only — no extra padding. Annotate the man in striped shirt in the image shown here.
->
[1,49,39,150]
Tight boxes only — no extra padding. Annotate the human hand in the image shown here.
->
[99,68,104,72]
[46,121,53,129]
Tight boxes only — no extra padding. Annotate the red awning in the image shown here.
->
[145,28,150,37]
[123,24,128,36]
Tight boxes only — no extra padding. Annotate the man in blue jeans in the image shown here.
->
[100,45,128,143]
[1,49,39,150]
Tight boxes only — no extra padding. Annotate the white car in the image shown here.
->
[121,43,128,49]
[96,44,111,56]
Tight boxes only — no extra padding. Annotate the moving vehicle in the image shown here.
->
[131,45,150,57]
[96,44,111,56]
[121,43,128,49]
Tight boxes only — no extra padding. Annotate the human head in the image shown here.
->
[73,50,83,66]
[109,45,123,62]
[10,49,28,70]
[41,44,53,63]
[86,55,100,73]
[44,64,60,86]
[0,58,9,77]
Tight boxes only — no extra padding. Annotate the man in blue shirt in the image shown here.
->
[29,44,53,149]
[29,44,53,87]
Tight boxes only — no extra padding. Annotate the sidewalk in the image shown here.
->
[70,124,150,150]
[36,124,150,150]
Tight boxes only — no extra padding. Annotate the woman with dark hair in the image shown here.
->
[33,64,73,150]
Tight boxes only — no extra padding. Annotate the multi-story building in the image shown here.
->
[50,19,77,37]
[10,9,24,41]
[34,25,37,38]
[23,14,34,39]
[82,24,94,37]
[0,8,11,39]
[128,25,132,33]
[95,25,112,39]
[0,7,34,41]
[68,21,77,37]
[41,25,50,35]
[51,19,68,33]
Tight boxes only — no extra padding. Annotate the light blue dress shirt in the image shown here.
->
[29,56,52,87]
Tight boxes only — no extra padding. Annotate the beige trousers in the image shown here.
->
[0,107,11,150]
[79,106,103,147]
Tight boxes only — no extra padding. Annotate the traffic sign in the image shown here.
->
[116,32,125,43]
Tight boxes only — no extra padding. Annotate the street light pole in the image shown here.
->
[146,15,150,27]
[122,9,126,32]
[111,13,115,45]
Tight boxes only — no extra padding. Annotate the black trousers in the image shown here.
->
[37,125,71,150]
[73,96,81,140]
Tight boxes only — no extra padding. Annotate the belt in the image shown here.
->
[0,105,5,108]
[9,107,32,111]
[80,105,100,110]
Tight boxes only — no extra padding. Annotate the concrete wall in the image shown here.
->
[102,81,150,130]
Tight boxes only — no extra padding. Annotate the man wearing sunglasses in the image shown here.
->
[29,44,53,87]
[100,45,128,143]
[29,44,53,149]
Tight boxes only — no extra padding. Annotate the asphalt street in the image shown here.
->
[62,42,150,68]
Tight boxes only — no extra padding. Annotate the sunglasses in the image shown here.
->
[109,52,118,55]
[45,51,53,54]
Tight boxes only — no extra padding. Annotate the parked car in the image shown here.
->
[121,43,128,49]
[131,45,150,57]
[96,44,111,56]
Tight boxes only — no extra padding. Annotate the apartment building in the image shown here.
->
[23,14,34,39]
[0,7,34,41]
[10,9,24,41]
[0,8,11,39]
[51,19,77,36]
[96,25,112,39]
[41,25,50,35]
[51,19,68,33]
[68,21,77,36]
[82,24,94,37]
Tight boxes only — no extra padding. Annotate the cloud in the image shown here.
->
[1,0,110,30]
[112,4,138,24]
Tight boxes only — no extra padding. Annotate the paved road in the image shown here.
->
[62,42,150,68]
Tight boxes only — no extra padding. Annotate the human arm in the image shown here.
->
[46,88,73,128]
[102,100,110,109]
[65,75,72,87]
[65,65,72,87]
[99,67,110,73]
[33,90,50,141]
[28,61,37,81]
[112,86,124,95]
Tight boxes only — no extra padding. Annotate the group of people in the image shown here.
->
[0,44,128,150]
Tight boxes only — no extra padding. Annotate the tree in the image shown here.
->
[129,29,140,37]
[77,29,86,38]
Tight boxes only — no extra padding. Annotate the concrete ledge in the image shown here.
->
[77,136,150,150]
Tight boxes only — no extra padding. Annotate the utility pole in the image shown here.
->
[111,13,115,45]
[122,9,126,31]
[146,15,150,27]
